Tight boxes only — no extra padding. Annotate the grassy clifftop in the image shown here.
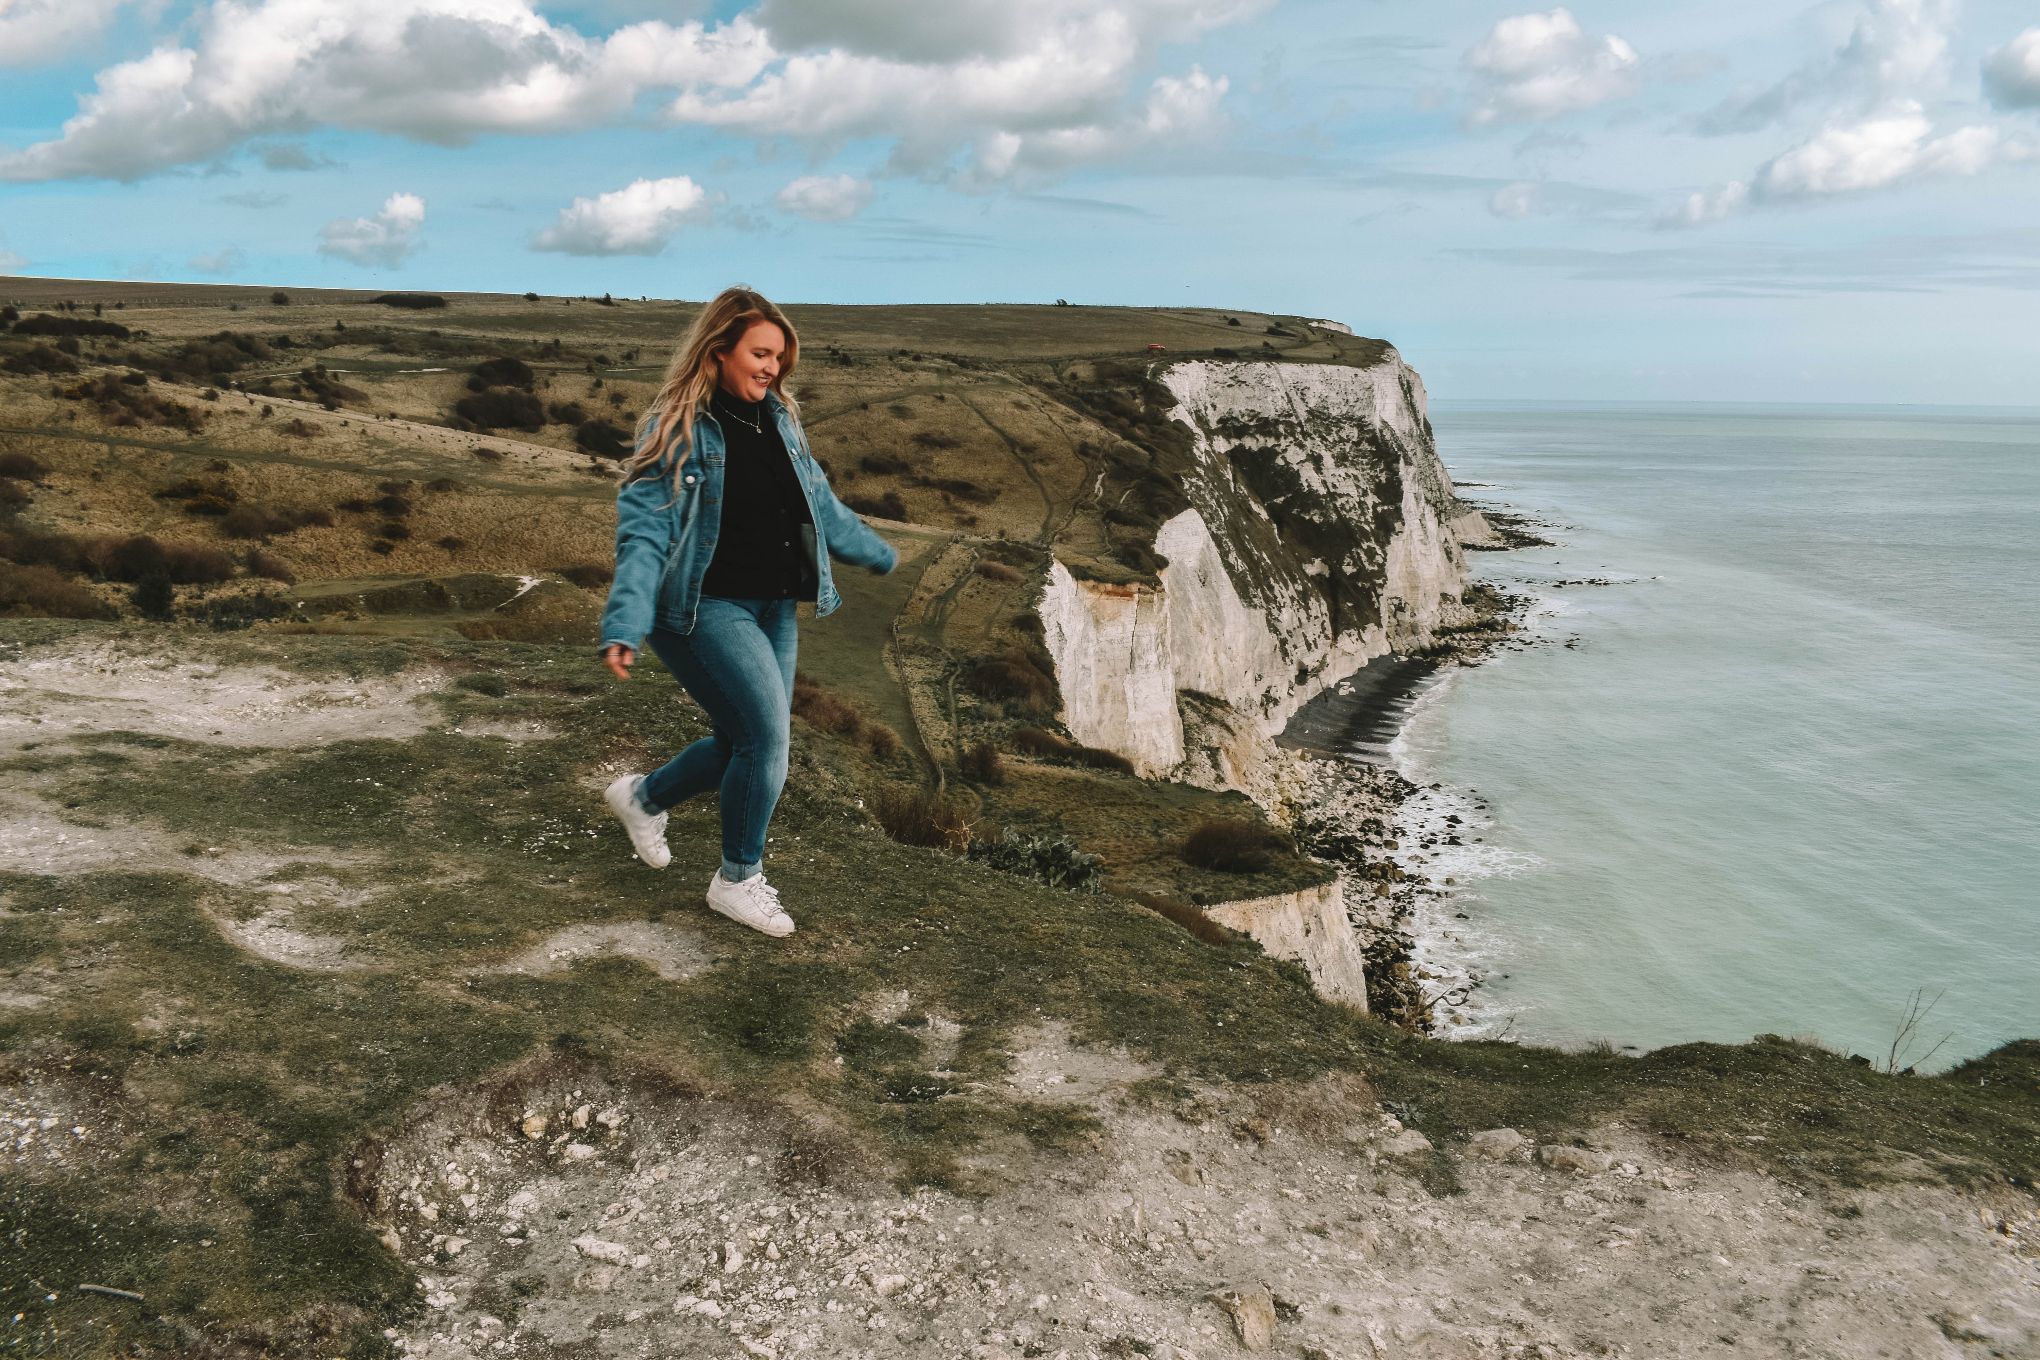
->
[1,281,2036,1358]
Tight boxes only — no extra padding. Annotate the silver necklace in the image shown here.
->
[717,394,765,433]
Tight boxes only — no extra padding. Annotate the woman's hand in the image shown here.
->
[602,643,635,681]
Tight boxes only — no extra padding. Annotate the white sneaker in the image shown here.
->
[705,869,796,938]
[603,773,671,869]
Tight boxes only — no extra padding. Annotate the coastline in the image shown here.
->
[1279,504,1555,1031]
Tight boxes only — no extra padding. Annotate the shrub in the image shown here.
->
[966,647,1057,715]
[910,431,961,450]
[790,674,865,737]
[470,356,536,391]
[859,453,911,475]
[436,536,467,551]
[131,571,175,620]
[0,480,31,515]
[1180,818,1292,874]
[522,291,540,303]
[424,477,462,493]
[0,525,90,572]
[575,419,632,459]
[455,388,545,432]
[1012,725,1073,759]
[455,672,509,697]
[60,373,206,431]
[844,490,908,520]
[870,784,974,852]
[471,447,505,462]
[921,477,994,504]
[374,293,447,309]
[280,418,316,437]
[270,291,290,306]
[12,313,131,339]
[555,563,612,589]
[967,828,1103,893]
[217,503,322,539]
[374,493,412,517]
[547,400,589,425]
[862,722,902,760]
[375,521,411,541]
[973,560,1022,584]
[246,548,296,583]
[0,563,113,619]
[1,343,78,376]
[97,535,235,584]
[959,740,1005,785]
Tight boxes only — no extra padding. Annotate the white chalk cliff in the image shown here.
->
[1039,351,1482,782]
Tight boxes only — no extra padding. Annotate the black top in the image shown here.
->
[699,389,817,602]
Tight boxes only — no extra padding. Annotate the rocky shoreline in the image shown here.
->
[1280,538,1552,1031]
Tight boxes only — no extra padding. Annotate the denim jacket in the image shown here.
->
[596,391,899,648]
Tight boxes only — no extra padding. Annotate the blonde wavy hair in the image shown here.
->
[625,285,802,486]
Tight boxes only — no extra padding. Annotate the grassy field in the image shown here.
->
[2,280,2036,1358]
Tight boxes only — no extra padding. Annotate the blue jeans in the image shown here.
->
[639,597,798,882]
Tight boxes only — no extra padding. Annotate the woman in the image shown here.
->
[596,286,898,938]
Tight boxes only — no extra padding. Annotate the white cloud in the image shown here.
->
[0,0,770,182]
[1465,8,1640,126]
[317,192,426,267]
[1489,181,1543,218]
[532,176,715,255]
[1656,181,1749,229]
[953,66,1229,187]
[1756,107,2017,195]
[0,248,28,273]
[1984,28,2040,110]
[0,0,135,68]
[1698,0,1955,135]
[1,0,1251,188]
[774,173,873,221]
[187,247,246,275]
[1664,105,2032,226]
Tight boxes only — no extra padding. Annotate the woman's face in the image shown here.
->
[715,319,786,402]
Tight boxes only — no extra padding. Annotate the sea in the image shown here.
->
[1383,401,2040,1072]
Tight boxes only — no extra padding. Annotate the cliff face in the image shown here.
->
[1039,351,1478,781]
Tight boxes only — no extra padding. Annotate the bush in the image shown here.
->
[374,293,447,309]
[1,343,78,376]
[973,560,1022,584]
[1009,725,1133,773]
[131,571,175,620]
[959,740,1005,785]
[271,291,290,306]
[967,828,1103,893]
[425,477,462,493]
[59,373,206,432]
[844,490,908,521]
[374,493,412,516]
[455,388,545,432]
[860,453,911,475]
[966,647,1057,715]
[921,477,994,504]
[554,563,612,589]
[470,356,536,391]
[280,418,315,437]
[870,784,974,852]
[1180,818,1293,874]
[910,431,961,450]
[0,563,113,619]
[218,502,327,539]
[790,674,865,737]
[246,548,295,583]
[0,480,31,515]
[862,722,902,760]
[547,400,589,425]
[575,419,632,459]
[12,313,131,339]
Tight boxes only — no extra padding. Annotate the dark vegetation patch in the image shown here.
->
[58,372,207,432]
[10,313,132,339]
[1010,725,1136,774]
[453,388,545,432]
[574,419,632,459]
[964,647,1058,717]
[373,293,448,309]
[1180,818,1293,874]
[791,673,903,761]
[843,490,908,521]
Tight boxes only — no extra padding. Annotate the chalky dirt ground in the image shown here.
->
[3,634,2036,1360]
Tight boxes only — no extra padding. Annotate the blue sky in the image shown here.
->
[3,0,2036,404]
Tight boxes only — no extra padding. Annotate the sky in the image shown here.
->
[2,0,2037,405]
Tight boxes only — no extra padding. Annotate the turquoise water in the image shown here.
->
[1400,402,2040,1071]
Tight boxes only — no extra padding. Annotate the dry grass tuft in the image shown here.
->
[1180,818,1293,874]
[870,783,976,852]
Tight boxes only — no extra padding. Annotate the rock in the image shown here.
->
[1211,1284,1277,1352]
[520,1114,548,1140]
[444,1236,470,1256]
[573,1236,633,1266]
[571,1103,592,1129]
[1301,1348,1337,1360]
[1467,1128,1529,1161]
[377,1227,402,1253]
[563,1142,596,1161]
[597,1106,625,1128]
[1382,1130,1434,1159]
[721,1241,745,1274]
[1539,1145,1616,1176]
[574,1265,617,1294]
[872,1273,908,1298]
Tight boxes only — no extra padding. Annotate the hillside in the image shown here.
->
[2,278,2036,1360]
